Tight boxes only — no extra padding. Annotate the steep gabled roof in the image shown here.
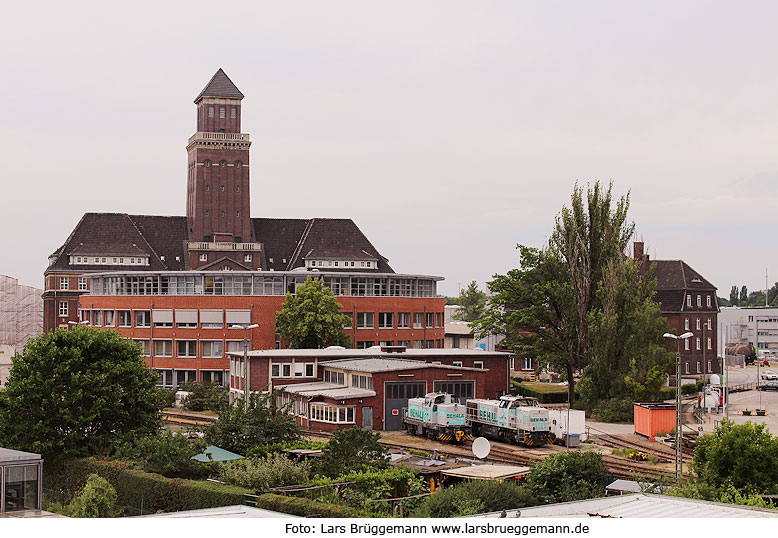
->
[653,260,716,290]
[194,68,244,103]
[252,218,309,271]
[130,215,188,271]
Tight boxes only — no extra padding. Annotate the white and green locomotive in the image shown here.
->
[402,392,473,443]
[466,395,553,446]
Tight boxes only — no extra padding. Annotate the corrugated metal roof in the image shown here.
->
[0,447,41,463]
[473,494,778,518]
[276,381,375,399]
[442,464,530,480]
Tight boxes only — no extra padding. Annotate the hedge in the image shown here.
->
[511,383,577,404]
[251,493,372,517]
[44,458,251,516]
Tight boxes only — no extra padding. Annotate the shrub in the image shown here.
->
[524,451,609,504]
[155,388,177,409]
[220,453,311,493]
[67,474,117,518]
[589,399,634,422]
[181,381,228,412]
[681,383,699,395]
[411,479,537,518]
[251,493,370,517]
[319,427,387,478]
[113,430,209,479]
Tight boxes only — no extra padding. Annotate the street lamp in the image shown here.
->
[231,324,258,411]
[68,320,91,329]
[664,331,693,481]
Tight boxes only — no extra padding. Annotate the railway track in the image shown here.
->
[591,432,690,464]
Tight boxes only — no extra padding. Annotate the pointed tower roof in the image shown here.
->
[194,69,244,103]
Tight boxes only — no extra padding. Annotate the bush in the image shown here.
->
[589,399,634,422]
[44,458,251,516]
[411,480,537,518]
[113,430,209,479]
[332,467,428,513]
[524,451,609,504]
[67,474,117,518]
[319,427,387,478]
[181,381,228,412]
[657,387,676,400]
[155,388,177,409]
[220,453,311,493]
[682,383,699,395]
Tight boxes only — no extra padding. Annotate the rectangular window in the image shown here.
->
[413,313,424,329]
[104,310,115,327]
[294,362,304,377]
[282,363,292,378]
[378,312,393,329]
[201,310,224,329]
[697,361,701,373]
[156,369,173,387]
[93,310,102,326]
[397,312,410,328]
[707,295,711,307]
[271,364,280,378]
[687,295,692,307]
[134,339,150,357]
[118,310,131,327]
[226,341,243,354]
[356,341,375,349]
[413,340,424,349]
[685,338,690,351]
[685,362,690,374]
[707,337,712,350]
[154,340,173,357]
[176,309,198,328]
[135,310,151,327]
[175,370,197,387]
[426,313,434,328]
[453,361,463,367]
[60,277,69,290]
[474,361,484,369]
[696,318,701,330]
[356,312,374,329]
[707,318,712,331]
[342,312,353,329]
[208,106,214,117]
[697,295,701,307]
[397,340,410,348]
[78,277,87,291]
[231,107,236,119]
[177,340,197,357]
[305,363,315,377]
[522,357,533,370]
[435,312,442,327]
[684,318,689,331]
[202,370,226,387]
[58,301,68,317]
[696,337,701,350]
[219,106,225,119]
[426,339,435,349]
[202,341,223,358]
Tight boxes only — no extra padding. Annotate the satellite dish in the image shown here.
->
[472,437,491,459]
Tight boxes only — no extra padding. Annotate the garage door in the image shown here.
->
[433,381,475,403]
[384,382,426,431]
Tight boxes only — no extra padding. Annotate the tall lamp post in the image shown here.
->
[67,320,91,330]
[231,324,258,411]
[663,331,693,481]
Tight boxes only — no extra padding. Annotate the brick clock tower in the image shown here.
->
[186,69,261,270]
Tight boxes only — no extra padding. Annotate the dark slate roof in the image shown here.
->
[252,218,310,271]
[47,214,394,275]
[287,218,393,272]
[194,69,244,103]
[651,260,718,314]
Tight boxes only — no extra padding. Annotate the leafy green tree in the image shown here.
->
[319,427,387,477]
[769,282,778,306]
[524,451,609,504]
[741,285,749,305]
[730,285,739,306]
[452,281,488,322]
[220,452,312,492]
[692,420,778,494]
[205,392,300,456]
[114,430,208,479]
[67,474,118,518]
[411,480,538,517]
[476,181,635,404]
[0,327,161,462]
[276,276,352,348]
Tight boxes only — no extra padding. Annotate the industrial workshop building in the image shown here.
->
[229,347,512,432]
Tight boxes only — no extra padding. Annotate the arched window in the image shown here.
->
[235,161,242,169]
[204,160,211,168]
[219,160,226,167]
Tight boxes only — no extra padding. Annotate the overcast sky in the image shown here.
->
[2,1,777,297]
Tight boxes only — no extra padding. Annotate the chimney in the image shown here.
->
[633,241,644,261]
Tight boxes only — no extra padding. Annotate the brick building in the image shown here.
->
[43,70,444,387]
[634,242,719,376]
[229,347,512,431]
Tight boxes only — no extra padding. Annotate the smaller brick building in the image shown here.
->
[229,347,512,432]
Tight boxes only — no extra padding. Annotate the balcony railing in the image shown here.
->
[188,242,261,251]
[187,131,251,145]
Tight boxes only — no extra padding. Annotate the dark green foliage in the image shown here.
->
[411,480,538,518]
[251,493,370,517]
[220,453,311,492]
[730,285,739,306]
[452,281,487,323]
[0,327,161,462]
[180,381,228,412]
[113,430,209,479]
[524,451,609,504]
[331,467,428,513]
[205,392,301,456]
[589,399,634,422]
[44,458,250,516]
[155,387,177,409]
[741,285,748,305]
[67,474,117,518]
[692,420,778,494]
[246,438,328,458]
[319,427,388,477]
[276,276,352,348]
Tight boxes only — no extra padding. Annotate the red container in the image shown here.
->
[634,402,676,438]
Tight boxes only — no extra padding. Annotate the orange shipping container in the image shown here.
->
[634,402,676,438]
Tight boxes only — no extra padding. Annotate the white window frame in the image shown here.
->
[696,318,701,330]
[199,253,208,261]
[356,312,374,329]
[697,295,702,307]
[687,295,692,307]
[134,339,150,357]
[177,340,198,358]
[684,338,690,351]
[684,318,689,331]
[58,301,68,317]
[707,337,712,350]
[706,295,711,307]
[696,337,701,350]
[201,340,224,358]
[154,339,173,357]
[397,312,410,329]
[78,277,87,291]
[378,312,393,329]
[60,277,69,290]
[474,361,484,369]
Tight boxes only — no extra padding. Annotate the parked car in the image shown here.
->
[760,370,778,380]
[758,381,778,391]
